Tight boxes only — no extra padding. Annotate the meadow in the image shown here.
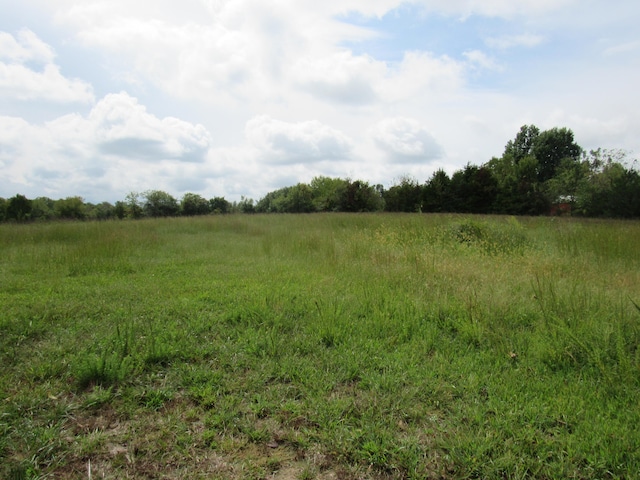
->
[1,213,639,479]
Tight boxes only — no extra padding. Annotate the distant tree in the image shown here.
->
[0,197,6,221]
[237,196,255,213]
[504,124,540,162]
[449,164,497,213]
[384,176,423,212]
[289,183,315,213]
[114,201,127,219]
[423,169,452,212]
[255,186,293,213]
[88,202,116,220]
[575,150,640,217]
[209,196,231,214]
[309,176,347,212]
[181,193,210,216]
[531,127,582,183]
[6,194,32,222]
[125,192,144,219]
[338,180,384,212]
[31,197,56,221]
[55,196,87,220]
[487,154,548,215]
[143,190,179,217]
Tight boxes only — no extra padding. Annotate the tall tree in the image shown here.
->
[339,180,384,212]
[143,190,179,217]
[309,176,347,212]
[181,193,210,216]
[504,124,540,162]
[384,176,423,212]
[209,197,231,214]
[6,194,32,222]
[532,127,582,183]
[55,196,86,220]
[423,169,452,212]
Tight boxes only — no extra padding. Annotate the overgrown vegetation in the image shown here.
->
[1,214,639,479]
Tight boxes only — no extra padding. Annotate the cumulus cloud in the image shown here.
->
[292,51,383,105]
[0,29,94,104]
[90,93,211,163]
[0,92,213,201]
[246,115,353,164]
[372,117,443,163]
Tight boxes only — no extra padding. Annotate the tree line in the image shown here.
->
[2,124,639,222]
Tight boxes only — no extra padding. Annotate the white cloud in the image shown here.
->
[415,0,577,19]
[372,117,443,162]
[246,115,353,164]
[0,92,213,201]
[0,29,55,63]
[2,0,639,205]
[292,51,383,105]
[379,51,465,102]
[0,29,94,104]
[485,33,545,50]
[463,50,502,71]
[90,93,211,162]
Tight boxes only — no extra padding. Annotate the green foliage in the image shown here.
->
[54,196,86,220]
[6,194,32,222]
[384,175,423,212]
[450,217,528,255]
[142,190,179,217]
[180,192,209,216]
[532,127,582,182]
[503,124,540,161]
[209,196,231,214]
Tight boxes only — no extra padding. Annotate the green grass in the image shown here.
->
[1,214,639,479]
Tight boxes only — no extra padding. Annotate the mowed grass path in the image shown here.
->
[1,214,639,479]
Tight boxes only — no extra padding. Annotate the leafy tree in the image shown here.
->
[0,197,6,221]
[125,192,144,219]
[143,190,179,217]
[384,176,423,212]
[288,183,315,213]
[88,202,116,220]
[487,154,548,215]
[31,197,56,221]
[181,193,210,216]
[255,186,293,213]
[237,196,255,213]
[575,150,640,217]
[114,201,127,219]
[309,176,347,212]
[338,180,384,212]
[55,196,87,220]
[423,169,452,212]
[532,127,582,183]
[449,164,497,213]
[6,194,32,222]
[504,124,540,162]
[209,196,231,214]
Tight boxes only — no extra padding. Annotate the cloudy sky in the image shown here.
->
[1,0,638,203]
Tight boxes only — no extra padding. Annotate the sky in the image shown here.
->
[1,0,639,203]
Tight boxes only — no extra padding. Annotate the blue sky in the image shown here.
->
[1,0,639,203]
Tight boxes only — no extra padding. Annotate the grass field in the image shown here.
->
[1,213,639,479]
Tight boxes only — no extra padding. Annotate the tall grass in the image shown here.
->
[1,214,639,479]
